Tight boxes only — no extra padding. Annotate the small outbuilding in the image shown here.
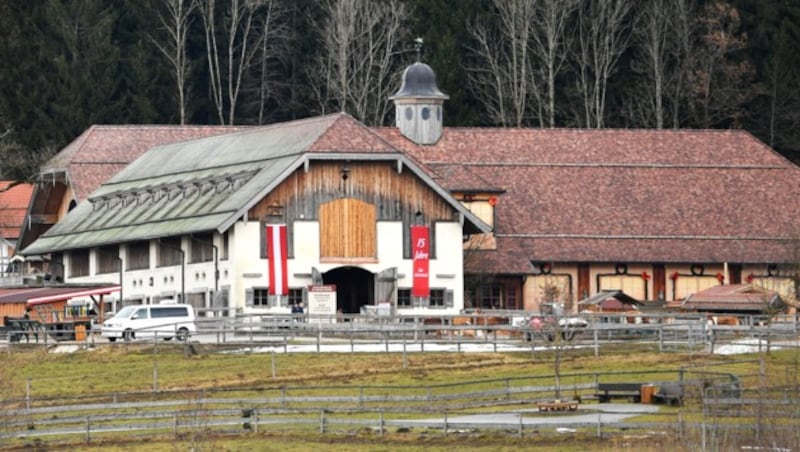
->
[669,284,786,316]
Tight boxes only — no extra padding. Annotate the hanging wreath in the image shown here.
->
[615,263,628,275]
[488,196,498,206]
[690,264,704,276]
[715,272,724,283]
[670,272,680,281]
[641,271,651,281]
[540,262,552,275]
[746,274,754,283]
[767,264,778,276]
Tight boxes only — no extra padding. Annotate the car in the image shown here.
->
[102,303,196,342]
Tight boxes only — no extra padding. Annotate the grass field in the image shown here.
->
[1,343,799,451]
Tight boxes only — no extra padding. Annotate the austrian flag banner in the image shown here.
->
[411,225,430,297]
[266,224,288,296]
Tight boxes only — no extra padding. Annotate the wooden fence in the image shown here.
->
[1,370,796,451]
[3,312,799,358]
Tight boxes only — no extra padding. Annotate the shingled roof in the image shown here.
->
[23,114,488,255]
[43,124,251,201]
[376,127,800,272]
[0,181,34,240]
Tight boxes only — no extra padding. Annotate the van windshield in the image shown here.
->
[112,306,136,319]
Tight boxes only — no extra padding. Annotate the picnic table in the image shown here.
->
[537,400,579,412]
[3,317,42,343]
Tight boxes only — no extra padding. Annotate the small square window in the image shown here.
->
[430,289,445,307]
[397,289,411,308]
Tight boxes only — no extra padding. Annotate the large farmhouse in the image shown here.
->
[21,62,800,316]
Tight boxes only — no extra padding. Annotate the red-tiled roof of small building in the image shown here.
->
[668,284,785,313]
[0,181,34,240]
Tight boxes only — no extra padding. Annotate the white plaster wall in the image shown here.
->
[65,218,467,315]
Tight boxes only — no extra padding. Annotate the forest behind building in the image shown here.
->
[0,0,798,180]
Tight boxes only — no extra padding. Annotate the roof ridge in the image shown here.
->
[433,126,751,134]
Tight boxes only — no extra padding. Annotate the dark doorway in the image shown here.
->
[323,266,374,314]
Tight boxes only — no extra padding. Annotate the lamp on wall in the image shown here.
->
[340,165,350,181]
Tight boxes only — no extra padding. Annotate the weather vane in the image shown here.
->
[414,37,423,62]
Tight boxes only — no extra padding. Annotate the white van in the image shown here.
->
[102,304,196,342]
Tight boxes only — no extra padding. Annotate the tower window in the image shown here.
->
[421,107,430,120]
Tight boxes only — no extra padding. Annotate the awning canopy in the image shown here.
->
[26,286,120,307]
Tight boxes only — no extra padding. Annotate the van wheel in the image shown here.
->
[108,337,116,343]
[123,329,134,342]
[176,327,190,341]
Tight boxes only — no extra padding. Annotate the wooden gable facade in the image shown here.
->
[248,160,457,262]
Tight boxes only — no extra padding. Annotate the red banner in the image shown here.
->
[266,224,288,295]
[411,225,430,297]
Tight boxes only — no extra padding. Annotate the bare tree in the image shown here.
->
[151,0,198,125]
[254,1,288,125]
[631,0,675,129]
[529,0,578,128]
[669,0,695,129]
[574,0,633,128]
[467,0,539,127]
[200,0,286,125]
[308,0,409,126]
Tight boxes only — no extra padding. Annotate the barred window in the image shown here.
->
[69,249,90,277]
[97,245,120,274]
[190,233,214,263]
[127,241,150,271]
[158,237,183,267]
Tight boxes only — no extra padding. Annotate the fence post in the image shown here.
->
[593,327,599,357]
[379,410,385,436]
[173,413,178,437]
[443,412,448,437]
[518,412,523,438]
[254,408,259,433]
[153,361,158,392]
[505,378,510,400]
[271,350,276,378]
[319,409,325,434]
[85,416,91,443]
[596,411,601,438]
[658,325,663,352]
[26,376,31,411]
[402,337,408,369]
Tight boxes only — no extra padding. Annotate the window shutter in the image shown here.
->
[445,290,454,308]
[260,224,266,259]
[245,288,254,306]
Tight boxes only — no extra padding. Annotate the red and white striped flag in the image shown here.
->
[266,224,288,295]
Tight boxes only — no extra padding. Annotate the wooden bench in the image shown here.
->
[652,382,684,406]
[537,400,579,412]
[595,383,642,403]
